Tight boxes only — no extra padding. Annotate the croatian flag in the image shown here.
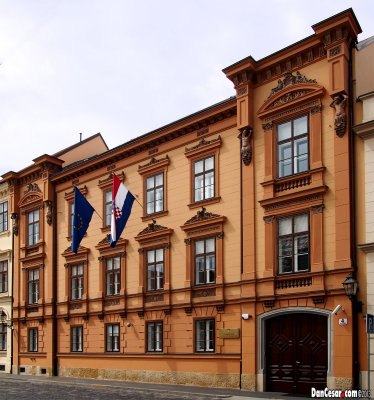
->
[110,174,135,247]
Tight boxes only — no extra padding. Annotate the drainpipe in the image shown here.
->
[239,133,243,390]
[52,187,58,376]
[348,37,359,390]
[10,219,14,374]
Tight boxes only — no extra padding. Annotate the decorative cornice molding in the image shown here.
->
[266,71,317,101]
[185,135,221,153]
[137,222,168,236]
[184,207,220,225]
[138,155,169,170]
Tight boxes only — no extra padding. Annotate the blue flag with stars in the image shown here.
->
[72,186,94,254]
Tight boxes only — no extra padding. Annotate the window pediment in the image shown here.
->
[18,192,43,209]
[257,72,325,120]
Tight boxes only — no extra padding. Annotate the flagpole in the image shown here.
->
[94,210,103,221]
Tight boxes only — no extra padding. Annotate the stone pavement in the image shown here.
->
[0,373,310,400]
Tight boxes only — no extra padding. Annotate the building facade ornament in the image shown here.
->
[184,207,220,225]
[45,200,52,225]
[238,127,253,166]
[330,93,348,137]
[263,215,275,224]
[266,71,317,100]
[185,136,221,153]
[11,213,18,236]
[24,183,41,194]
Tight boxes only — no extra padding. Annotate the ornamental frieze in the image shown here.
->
[184,207,220,225]
[185,135,221,153]
[138,155,169,170]
[266,71,317,100]
[137,222,168,236]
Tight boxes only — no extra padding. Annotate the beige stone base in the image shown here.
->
[240,374,256,391]
[13,365,53,376]
[327,376,353,390]
[59,367,242,389]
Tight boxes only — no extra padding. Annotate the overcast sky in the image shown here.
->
[1,0,373,175]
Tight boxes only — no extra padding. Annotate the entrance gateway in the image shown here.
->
[265,312,328,394]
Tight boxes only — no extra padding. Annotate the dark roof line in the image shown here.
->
[53,133,109,157]
[223,8,361,74]
[52,96,236,178]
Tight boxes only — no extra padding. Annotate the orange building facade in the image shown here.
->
[2,9,367,394]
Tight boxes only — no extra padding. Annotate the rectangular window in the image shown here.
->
[28,328,38,352]
[195,319,215,352]
[146,248,164,291]
[146,173,164,215]
[28,269,39,305]
[0,324,6,351]
[194,156,215,202]
[0,201,8,232]
[147,321,163,352]
[71,264,83,300]
[0,261,8,293]
[106,257,120,296]
[195,238,215,285]
[278,214,309,274]
[277,115,309,178]
[28,209,40,246]
[104,190,112,227]
[71,326,83,352]
[106,324,120,352]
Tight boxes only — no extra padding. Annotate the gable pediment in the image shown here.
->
[257,72,325,119]
[18,191,43,208]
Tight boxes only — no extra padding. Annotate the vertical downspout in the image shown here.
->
[10,222,14,374]
[239,135,243,390]
[348,37,359,389]
[52,187,58,376]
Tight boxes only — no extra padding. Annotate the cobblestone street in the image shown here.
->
[0,376,223,400]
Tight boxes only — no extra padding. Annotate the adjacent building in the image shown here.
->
[2,8,369,395]
[0,180,12,373]
[353,35,374,391]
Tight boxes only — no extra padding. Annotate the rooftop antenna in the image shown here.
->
[79,133,82,142]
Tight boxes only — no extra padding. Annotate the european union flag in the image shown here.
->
[72,187,94,254]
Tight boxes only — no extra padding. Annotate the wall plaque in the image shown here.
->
[219,328,240,339]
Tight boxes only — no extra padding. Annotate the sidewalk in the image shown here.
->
[0,373,310,400]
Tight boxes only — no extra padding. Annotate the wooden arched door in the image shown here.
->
[266,313,327,394]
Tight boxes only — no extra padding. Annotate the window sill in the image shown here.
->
[0,230,10,238]
[188,197,221,209]
[100,226,111,233]
[141,210,169,222]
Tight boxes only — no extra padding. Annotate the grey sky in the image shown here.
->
[1,0,373,174]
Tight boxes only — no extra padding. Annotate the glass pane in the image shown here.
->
[206,238,215,253]
[205,156,214,171]
[194,187,203,202]
[195,257,205,284]
[294,137,308,156]
[148,324,154,351]
[146,176,154,189]
[195,240,204,255]
[206,256,215,283]
[105,190,112,203]
[196,321,204,351]
[156,249,163,262]
[293,115,308,136]
[279,256,292,273]
[294,214,308,233]
[279,238,292,257]
[279,217,292,236]
[279,159,292,178]
[278,121,292,141]
[194,160,203,174]
[155,173,163,186]
[295,154,308,173]
[205,172,214,199]
[147,250,155,263]
[278,142,292,161]
[113,257,120,269]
